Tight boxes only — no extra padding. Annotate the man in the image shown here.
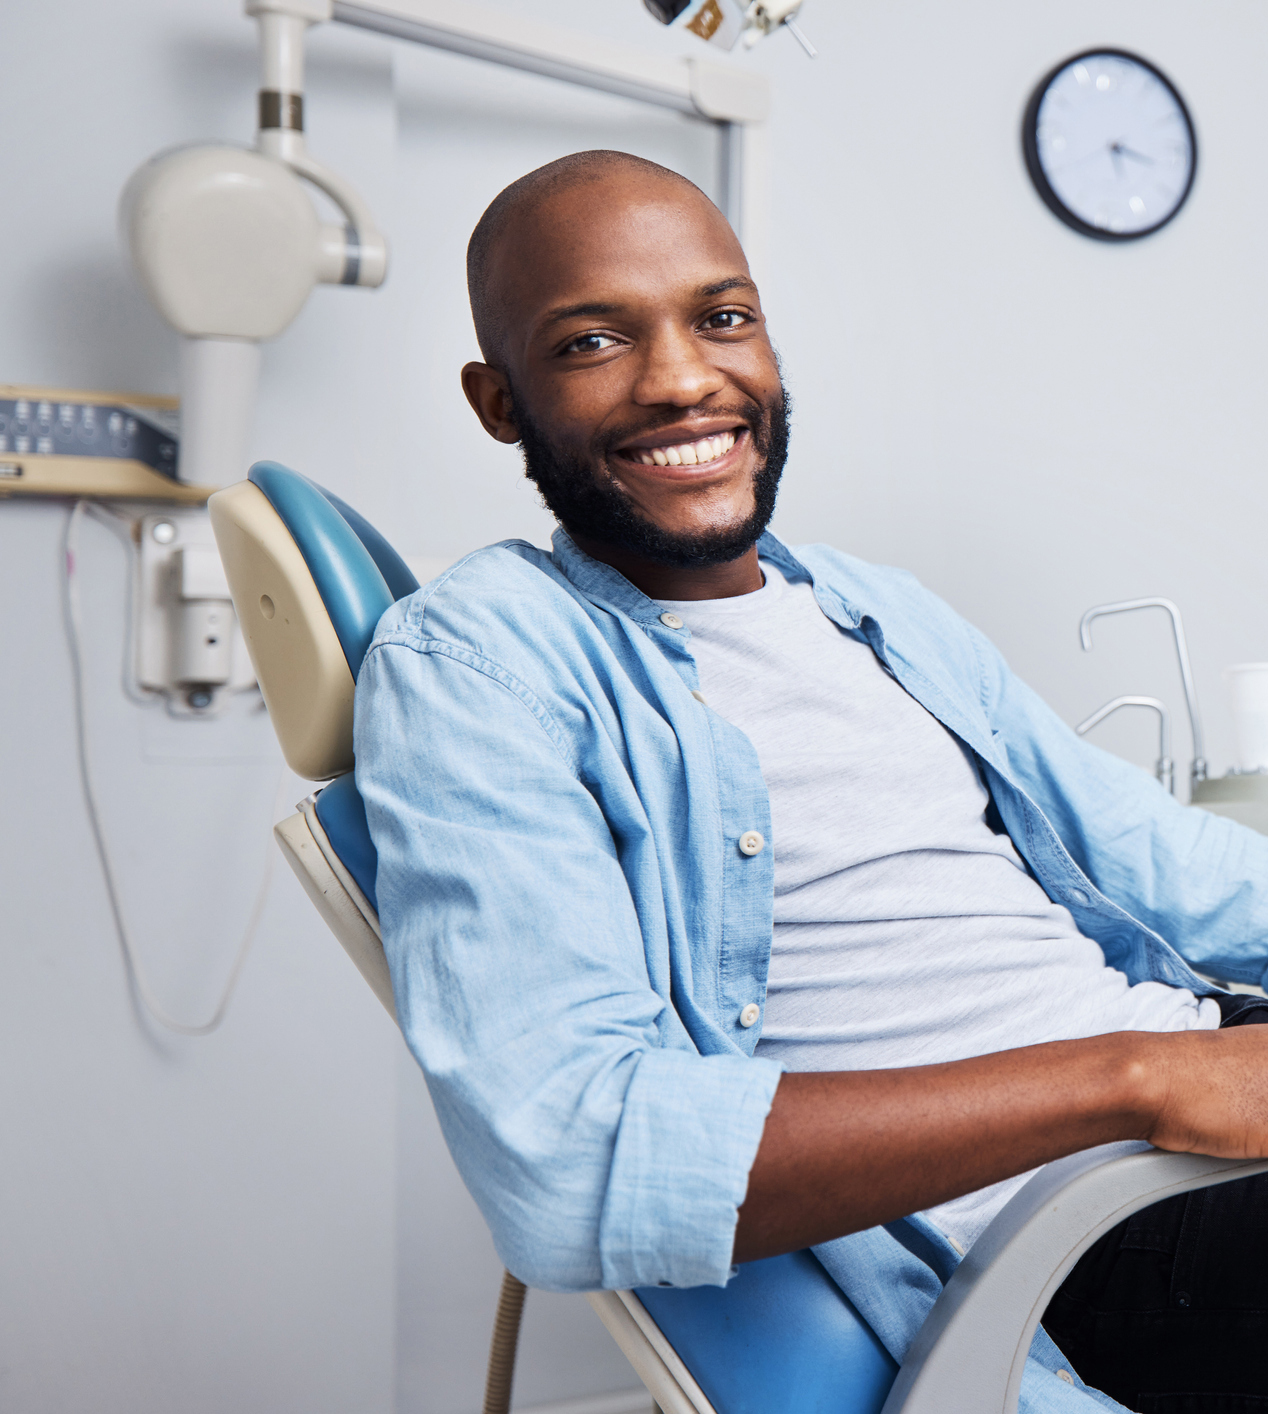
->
[356,150,1268,1412]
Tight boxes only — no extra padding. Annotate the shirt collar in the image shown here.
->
[549,527,665,625]
[756,531,865,630]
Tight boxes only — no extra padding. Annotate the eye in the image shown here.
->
[562,332,620,355]
[702,309,751,332]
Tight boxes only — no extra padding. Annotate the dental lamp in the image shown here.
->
[645,0,816,58]
[120,0,387,490]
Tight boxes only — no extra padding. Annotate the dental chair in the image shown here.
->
[210,461,1268,1414]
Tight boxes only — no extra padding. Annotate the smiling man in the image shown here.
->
[356,152,1268,1413]
[460,153,787,594]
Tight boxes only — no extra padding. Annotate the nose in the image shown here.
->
[630,323,726,408]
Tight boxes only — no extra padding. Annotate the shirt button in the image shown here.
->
[1056,1370,1074,1385]
[691,689,708,705]
[659,611,684,629]
[739,830,765,856]
[739,1003,761,1028]
[1069,888,1089,905]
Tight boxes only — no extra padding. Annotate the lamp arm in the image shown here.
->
[248,0,388,288]
[277,148,388,287]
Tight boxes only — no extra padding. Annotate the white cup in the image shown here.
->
[1225,663,1268,771]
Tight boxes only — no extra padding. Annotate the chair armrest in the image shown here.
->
[884,1142,1268,1414]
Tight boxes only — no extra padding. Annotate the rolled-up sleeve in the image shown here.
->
[355,632,781,1292]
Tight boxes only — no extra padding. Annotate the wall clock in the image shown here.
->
[1022,50,1196,241]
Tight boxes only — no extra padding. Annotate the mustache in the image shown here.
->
[596,398,771,458]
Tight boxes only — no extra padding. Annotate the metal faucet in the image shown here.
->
[1075,695,1174,794]
[1078,597,1207,785]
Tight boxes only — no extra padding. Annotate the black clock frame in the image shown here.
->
[1021,47,1198,243]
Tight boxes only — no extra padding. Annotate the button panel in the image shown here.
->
[0,397,178,476]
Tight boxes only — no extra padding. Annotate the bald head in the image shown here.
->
[466,150,721,364]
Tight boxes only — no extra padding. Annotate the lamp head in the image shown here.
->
[120,144,325,341]
[643,0,810,52]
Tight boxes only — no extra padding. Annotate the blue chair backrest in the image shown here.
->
[246,461,417,911]
[255,460,898,1414]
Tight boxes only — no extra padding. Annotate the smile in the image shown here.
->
[623,429,738,468]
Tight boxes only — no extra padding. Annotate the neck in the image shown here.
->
[569,535,764,601]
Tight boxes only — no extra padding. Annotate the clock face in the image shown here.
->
[1023,50,1197,241]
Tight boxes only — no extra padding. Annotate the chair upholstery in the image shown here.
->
[313,770,380,912]
[638,1250,896,1414]
[317,485,420,604]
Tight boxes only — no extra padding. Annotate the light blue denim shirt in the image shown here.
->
[356,528,1268,1414]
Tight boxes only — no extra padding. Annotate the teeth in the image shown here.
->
[631,429,737,468]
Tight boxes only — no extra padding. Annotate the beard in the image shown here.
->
[510,381,791,569]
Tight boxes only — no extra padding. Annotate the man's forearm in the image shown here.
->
[733,1026,1268,1263]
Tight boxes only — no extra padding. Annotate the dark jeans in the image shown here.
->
[1043,994,1268,1413]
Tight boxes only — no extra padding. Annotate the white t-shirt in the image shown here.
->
[654,560,1219,1252]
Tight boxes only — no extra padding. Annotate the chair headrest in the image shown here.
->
[318,486,419,604]
[208,461,410,780]
[247,461,398,676]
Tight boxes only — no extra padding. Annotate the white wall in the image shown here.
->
[755,0,1268,784]
[3,1,1266,1411]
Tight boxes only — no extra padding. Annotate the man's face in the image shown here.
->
[463,173,788,567]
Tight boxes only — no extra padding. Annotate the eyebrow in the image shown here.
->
[540,301,620,329]
[698,276,756,297]
[539,277,757,331]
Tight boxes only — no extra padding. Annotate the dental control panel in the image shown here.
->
[0,395,177,476]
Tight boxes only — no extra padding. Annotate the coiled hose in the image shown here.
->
[483,1268,528,1414]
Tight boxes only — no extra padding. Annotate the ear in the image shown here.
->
[461,363,520,444]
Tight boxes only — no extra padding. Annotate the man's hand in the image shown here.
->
[1146,1023,1268,1157]
[733,1026,1268,1264]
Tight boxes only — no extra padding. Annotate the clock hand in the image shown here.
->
[1114,143,1155,166]
[1048,145,1117,176]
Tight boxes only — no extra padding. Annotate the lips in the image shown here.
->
[614,426,745,471]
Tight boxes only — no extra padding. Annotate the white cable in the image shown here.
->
[63,499,281,1036]
[76,500,159,705]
